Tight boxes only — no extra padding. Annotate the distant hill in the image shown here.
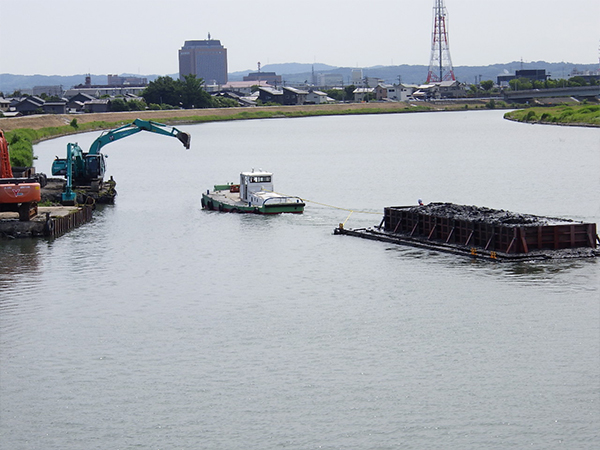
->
[239,61,598,86]
[0,73,168,94]
[2,61,597,93]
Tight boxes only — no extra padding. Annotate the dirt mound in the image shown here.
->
[411,202,574,227]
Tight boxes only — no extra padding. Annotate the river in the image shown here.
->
[1,110,599,449]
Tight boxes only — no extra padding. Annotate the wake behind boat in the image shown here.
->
[202,169,304,214]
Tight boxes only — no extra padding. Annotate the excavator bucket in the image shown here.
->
[177,132,191,149]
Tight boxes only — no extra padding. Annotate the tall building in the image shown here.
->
[179,37,228,85]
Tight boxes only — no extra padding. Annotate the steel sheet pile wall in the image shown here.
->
[384,206,597,254]
[49,206,93,237]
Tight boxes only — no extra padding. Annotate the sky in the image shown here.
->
[0,0,598,76]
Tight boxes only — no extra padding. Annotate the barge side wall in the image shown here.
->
[383,207,597,254]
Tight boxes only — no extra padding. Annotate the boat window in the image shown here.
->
[249,176,271,183]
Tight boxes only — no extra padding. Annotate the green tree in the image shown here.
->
[568,76,586,87]
[178,74,212,109]
[480,80,494,91]
[127,99,147,111]
[344,85,356,101]
[109,98,129,112]
[509,78,532,90]
[324,89,345,101]
[142,76,180,107]
[468,84,480,96]
[211,96,238,108]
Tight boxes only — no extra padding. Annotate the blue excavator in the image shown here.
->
[52,118,191,204]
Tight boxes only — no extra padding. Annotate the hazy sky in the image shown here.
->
[1,0,598,76]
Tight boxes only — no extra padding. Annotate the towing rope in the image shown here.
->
[267,189,381,227]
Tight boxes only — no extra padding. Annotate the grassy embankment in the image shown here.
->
[504,104,600,127]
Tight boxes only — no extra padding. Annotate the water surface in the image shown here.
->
[1,110,598,449]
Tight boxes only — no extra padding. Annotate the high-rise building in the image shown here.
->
[179,37,228,85]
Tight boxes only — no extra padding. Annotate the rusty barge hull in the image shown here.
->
[335,203,599,261]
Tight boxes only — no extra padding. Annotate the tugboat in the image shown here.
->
[202,169,304,214]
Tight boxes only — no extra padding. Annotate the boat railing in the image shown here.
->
[263,196,304,205]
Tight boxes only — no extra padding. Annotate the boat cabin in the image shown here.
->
[239,170,274,203]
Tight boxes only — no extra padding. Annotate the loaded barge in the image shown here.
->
[335,203,599,260]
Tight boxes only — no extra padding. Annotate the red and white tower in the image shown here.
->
[426,0,455,83]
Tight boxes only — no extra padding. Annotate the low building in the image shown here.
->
[33,85,63,97]
[43,101,67,114]
[210,80,270,95]
[67,93,95,112]
[83,99,111,113]
[282,86,308,105]
[212,91,256,107]
[64,85,146,98]
[243,72,282,86]
[375,84,392,101]
[353,87,375,102]
[0,98,11,112]
[305,90,331,104]
[258,87,284,104]
[413,81,465,100]
[497,69,549,86]
[317,73,344,87]
[107,74,148,86]
[13,96,45,115]
[437,80,466,98]
[383,84,415,101]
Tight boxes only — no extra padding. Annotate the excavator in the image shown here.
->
[0,130,42,221]
[52,119,191,204]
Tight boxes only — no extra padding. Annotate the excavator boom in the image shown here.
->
[52,119,191,204]
[0,130,13,178]
[89,118,191,154]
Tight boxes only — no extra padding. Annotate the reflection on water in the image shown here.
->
[0,238,42,295]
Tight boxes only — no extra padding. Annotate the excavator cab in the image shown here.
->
[84,153,106,181]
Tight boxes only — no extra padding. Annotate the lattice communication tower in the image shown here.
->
[426,0,455,83]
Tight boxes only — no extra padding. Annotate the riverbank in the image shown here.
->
[503,104,600,127]
[0,100,491,134]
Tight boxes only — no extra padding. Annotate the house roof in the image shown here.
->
[353,88,375,93]
[283,86,309,95]
[222,81,270,89]
[259,87,283,95]
[17,96,44,106]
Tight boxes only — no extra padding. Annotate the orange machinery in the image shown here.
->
[0,130,41,221]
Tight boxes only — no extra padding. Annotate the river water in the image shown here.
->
[1,110,599,449]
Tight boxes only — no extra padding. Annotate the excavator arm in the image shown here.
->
[88,118,191,154]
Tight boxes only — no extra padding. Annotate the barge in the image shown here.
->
[1,205,93,239]
[334,203,599,260]
[202,170,304,214]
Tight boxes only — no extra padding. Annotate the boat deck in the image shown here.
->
[205,189,248,208]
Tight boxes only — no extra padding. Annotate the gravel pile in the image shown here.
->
[403,202,574,227]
